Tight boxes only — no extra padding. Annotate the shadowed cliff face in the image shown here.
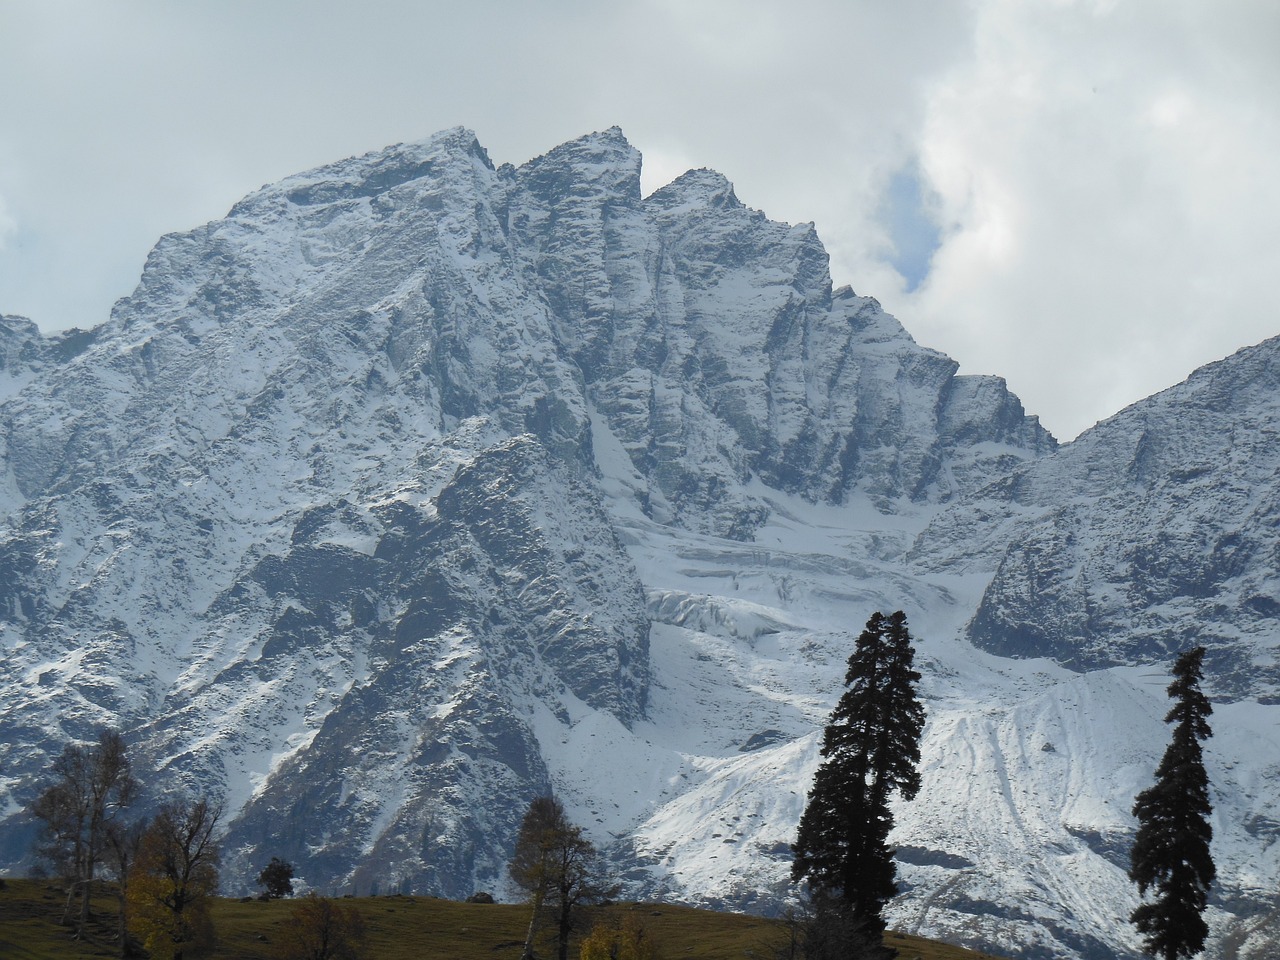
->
[212,436,647,896]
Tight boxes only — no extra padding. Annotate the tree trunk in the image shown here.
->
[79,859,94,935]
[556,897,572,960]
[116,886,130,959]
[60,879,78,927]
[521,890,544,960]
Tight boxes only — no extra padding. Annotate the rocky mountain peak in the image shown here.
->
[516,125,643,207]
[647,167,741,212]
[0,315,42,373]
[916,333,1280,700]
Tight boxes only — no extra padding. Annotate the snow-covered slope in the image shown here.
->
[0,128,1274,960]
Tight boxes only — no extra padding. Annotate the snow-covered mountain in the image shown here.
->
[914,337,1280,701]
[1,128,1275,960]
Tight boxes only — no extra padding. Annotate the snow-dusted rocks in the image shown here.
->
[503,128,1055,535]
[216,435,648,897]
[0,316,44,379]
[915,335,1280,702]
[1,127,1276,960]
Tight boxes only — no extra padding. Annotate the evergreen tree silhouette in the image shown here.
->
[792,610,925,957]
[1130,646,1216,960]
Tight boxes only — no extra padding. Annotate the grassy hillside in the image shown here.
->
[0,878,1008,960]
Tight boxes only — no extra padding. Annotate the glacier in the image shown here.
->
[0,127,1276,960]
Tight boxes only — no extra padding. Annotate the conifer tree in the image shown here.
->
[257,857,296,899]
[792,610,925,958]
[1130,646,1216,960]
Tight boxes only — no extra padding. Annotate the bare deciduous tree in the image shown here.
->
[104,815,149,957]
[273,892,367,960]
[30,727,137,938]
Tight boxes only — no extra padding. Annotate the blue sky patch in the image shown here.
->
[880,162,942,292]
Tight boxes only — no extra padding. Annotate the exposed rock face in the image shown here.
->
[0,315,43,376]
[1,127,1275,960]
[914,335,1280,701]
[502,129,1055,535]
[215,436,647,897]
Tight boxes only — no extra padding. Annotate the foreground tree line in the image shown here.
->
[789,612,1217,960]
[23,723,624,960]
[30,729,222,958]
[25,613,1216,960]
[28,733,361,959]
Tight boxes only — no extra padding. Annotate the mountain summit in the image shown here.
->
[1,129,1275,960]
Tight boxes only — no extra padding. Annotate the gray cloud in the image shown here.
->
[0,0,1272,439]
[871,0,1280,438]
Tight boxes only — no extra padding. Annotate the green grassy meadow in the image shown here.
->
[0,878,1009,960]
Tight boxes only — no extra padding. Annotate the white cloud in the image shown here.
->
[0,0,1274,437]
[0,195,14,251]
[880,0,1280,438]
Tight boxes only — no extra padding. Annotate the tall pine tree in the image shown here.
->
[792,610,925,957]
[1130,646,1216,960]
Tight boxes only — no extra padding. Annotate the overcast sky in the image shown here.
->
[2,0,1277,440]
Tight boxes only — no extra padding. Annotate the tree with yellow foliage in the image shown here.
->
[510,795,614,960]
[127,798,221,960]
[579,912,656,960]
[273,892,367,960]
